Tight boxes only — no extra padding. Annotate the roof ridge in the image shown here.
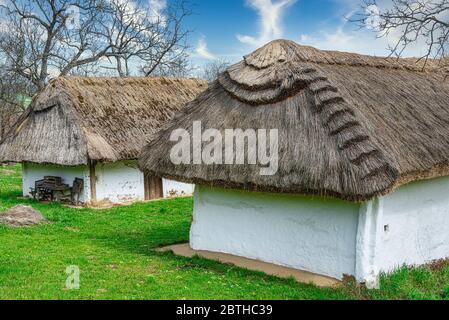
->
[54,76,206,83]
[244,39,447,74]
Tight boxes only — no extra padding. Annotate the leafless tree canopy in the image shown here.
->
[0,0,108,89]
[356,0,449,63]
[0,0,192,89]
[201,58,231,82]
[99,0,192,77]
[0,67,34,139]
[0,0,192,140]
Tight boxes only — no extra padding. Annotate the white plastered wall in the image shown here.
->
[375,176,449,278]
[191,178,449,287]
[162,179,195,198]
[22,160,143,204]
[95,161,194,202]
[95,160,145,203]
[23,161,195,204]
[190,185,361,280]
[22,162,91,202]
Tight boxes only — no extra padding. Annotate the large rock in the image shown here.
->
[0,205,45,227]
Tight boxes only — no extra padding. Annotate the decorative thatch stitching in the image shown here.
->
[223,47,399,192]
[304,65,398,191]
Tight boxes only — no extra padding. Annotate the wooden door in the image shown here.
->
[144,174,163,200]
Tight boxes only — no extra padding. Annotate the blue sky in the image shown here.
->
[182,0,428,67]
[188,0,343,56]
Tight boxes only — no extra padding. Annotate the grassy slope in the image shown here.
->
[0,165,448,300]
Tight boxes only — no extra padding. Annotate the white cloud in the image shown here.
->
[237,0,296,47]
[105,0,147,24]
[195,37,217,60]
[299,26,433,58]
[299,1,435,58]
[148,0,167,23]
[300,28,386,55]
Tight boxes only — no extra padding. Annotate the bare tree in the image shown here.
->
[0,67,34,140]
[139,0,192,77]
[0,0,113,90]
[100,0,192,77]
[355,0,449,64]
[0,0,193,141]
[201,58,231,82]
[0,0,193,87]
[148,54,193,78]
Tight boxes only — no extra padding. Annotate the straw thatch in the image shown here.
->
[0,77,207,165]
[139,39,449,202]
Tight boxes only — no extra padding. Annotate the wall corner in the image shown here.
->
[189,185,202,250]
[355,196,384,289]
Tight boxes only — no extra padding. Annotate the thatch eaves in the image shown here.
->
[0,77,207,166]
[139,39,449,202]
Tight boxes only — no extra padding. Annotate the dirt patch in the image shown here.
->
[0,205,46,227]
[427,259,449,272]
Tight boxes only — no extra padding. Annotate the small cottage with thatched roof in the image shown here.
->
[139,39,449,287]
[0,77,207,204]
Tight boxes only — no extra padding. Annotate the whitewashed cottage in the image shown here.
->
[139,40,449,287]
[0,77,207,204]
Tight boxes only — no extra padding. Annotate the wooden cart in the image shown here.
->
[30,176,84,205]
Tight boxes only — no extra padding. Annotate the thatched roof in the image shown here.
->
[139,39,449,202]
[0,77,207,165]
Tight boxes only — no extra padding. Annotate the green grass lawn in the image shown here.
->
[1,165,449,300]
